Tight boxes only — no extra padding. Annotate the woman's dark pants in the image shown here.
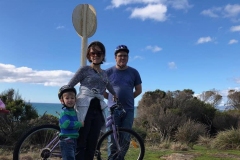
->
[75,98,104,160]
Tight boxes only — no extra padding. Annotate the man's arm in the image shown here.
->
[133,84,142,98]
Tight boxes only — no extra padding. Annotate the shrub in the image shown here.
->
[211,127,240,150]
[146,132,164,145]
[170,142,189,151]
[132,126,147,141]
[175,119,207,145]
[197,135,212,148]
[213,110,240,132]
[0,113,58,146]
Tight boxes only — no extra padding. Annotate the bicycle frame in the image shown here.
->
[105,102,125,151]
[43,133,61,158]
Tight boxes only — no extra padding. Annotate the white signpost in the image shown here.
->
[72,4,97,66]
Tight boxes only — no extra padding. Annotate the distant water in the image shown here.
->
[31,102,138,117]
[31,102,61,117]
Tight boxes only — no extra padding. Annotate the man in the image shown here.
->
[104,44,142,159]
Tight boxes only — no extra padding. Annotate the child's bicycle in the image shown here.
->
[12,101,145,160]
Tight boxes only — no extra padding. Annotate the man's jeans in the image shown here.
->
[114,108,134,130]
[109,108,134,160]
[59,137,77,160]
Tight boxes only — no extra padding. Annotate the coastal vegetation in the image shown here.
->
[1,88,240,159]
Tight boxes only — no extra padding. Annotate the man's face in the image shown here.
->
[115,51,128,68]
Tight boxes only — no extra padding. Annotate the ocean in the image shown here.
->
[31,102,138,117]
[31,102,62,117]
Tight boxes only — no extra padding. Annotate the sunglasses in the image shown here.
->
[90,51,103,57]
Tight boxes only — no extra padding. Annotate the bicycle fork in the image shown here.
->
[111,124,121,151]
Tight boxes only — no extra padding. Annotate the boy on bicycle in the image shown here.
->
[58,85,84,160]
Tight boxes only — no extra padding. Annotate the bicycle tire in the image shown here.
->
[13,124,61,160]
[96,128,145,160]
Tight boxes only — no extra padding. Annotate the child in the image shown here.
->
[58,85,83,160]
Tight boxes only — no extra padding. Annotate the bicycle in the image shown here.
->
[13,101,145,160]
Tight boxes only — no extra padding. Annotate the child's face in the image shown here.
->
[61,92,76,108]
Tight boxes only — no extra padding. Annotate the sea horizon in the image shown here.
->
[30,102,138,117]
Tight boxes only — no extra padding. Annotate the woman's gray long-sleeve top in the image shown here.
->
[68,66,116,122]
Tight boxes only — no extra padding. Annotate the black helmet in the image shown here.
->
[114,45,129,55]
[58,85,77,99]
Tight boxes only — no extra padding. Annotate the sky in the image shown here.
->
[0,0,240,108]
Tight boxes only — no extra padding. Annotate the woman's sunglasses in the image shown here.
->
[90,51,103,57]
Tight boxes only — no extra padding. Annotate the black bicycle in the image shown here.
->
[13,101,145,160]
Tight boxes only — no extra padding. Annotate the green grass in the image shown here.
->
[1,145,240,160]
[143,145,240,160]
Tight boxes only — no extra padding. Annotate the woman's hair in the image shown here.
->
[86,41,106,63]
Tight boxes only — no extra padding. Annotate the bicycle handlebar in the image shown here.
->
[109,100,126,117]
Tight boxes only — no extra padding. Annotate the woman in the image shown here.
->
[67,41,117,160]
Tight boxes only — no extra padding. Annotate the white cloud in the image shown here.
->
[103,62,115,66]
[0,63,73,86]
[228,39,238,44]
[224,4,240,17]
[133,55,144,59]
[56,25,65,30]
[201,4,240,20]
[109,0,165,8]
[230,25,240,32]
[108,0,192,21]
[196,36,212,44]
[168,0,192,10]
[168,62,177,69]
[200,7,221,18]
[145,45,162,52]
[235,78,240,84]
[130,4,167,21]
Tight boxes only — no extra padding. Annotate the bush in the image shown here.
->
[211,127,240,150]
[0,113,58,146]
[146,132,164,145]
[170,142,189,151]
[197,135,212,148]
[132,126,147,141]
[175,119,207,145]
[213,110,240,132]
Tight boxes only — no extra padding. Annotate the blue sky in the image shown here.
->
[0,0,240,108]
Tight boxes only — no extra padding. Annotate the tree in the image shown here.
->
[198,89,222,107]
[0,89,38,121]
[0,89,39,145]
[134,88,218,145]
[226,90,240,110]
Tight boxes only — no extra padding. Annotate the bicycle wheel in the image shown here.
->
[13,124,61,160]
[96,127,145,160]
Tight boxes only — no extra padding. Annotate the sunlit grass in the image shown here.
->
[1,144,240,160]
